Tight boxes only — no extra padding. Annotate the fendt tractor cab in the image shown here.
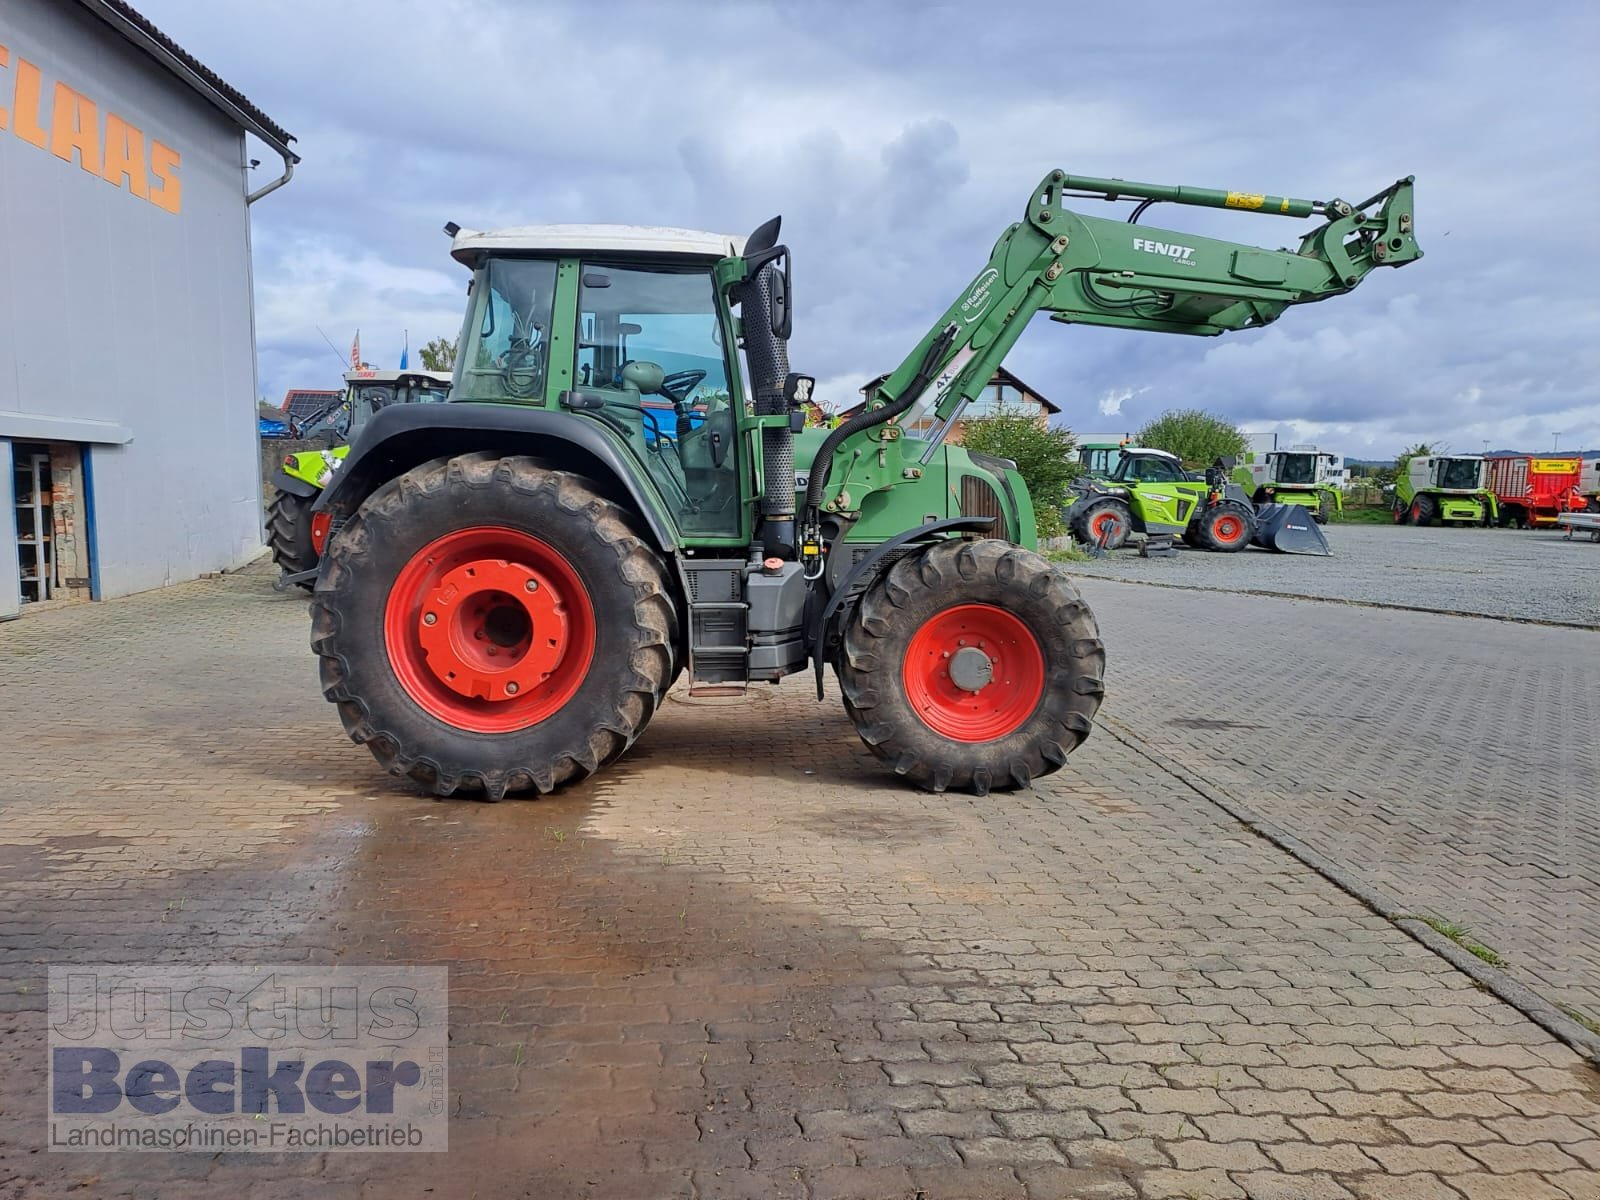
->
[1236,446,1344,523]
[1394,454,1497,526]
[267,368,453,587]
[306,168,1418,800]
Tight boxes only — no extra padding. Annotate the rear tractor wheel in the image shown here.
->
[1316,492,1336,524]
[1072,499,1132,550]
[267,490,319,590]
[1192,502,1256,552]
[310,455,677,799]
[838,539,1105,796]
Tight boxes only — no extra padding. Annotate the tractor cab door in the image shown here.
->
[574,263,742,537]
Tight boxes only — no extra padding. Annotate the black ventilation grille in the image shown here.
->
[960,475,1006,536]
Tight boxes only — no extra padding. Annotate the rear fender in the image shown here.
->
[313,403,679,553]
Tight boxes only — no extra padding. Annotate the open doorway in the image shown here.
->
[10,440,93,607]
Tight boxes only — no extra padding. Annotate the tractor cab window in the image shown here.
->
[1113,455,1184,484]
[1438,458,1480,490]
[1277,454,1315,484]
[458,258,559,402]
[575,263,740,537]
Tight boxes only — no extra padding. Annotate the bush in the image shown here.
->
[1134,408,1248,469]
[961,412,1080,539]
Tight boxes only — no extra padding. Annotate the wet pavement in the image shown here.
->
[1,564,1598,1199]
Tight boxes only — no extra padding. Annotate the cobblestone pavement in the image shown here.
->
[1066,525,1600,628]
[1,568,1598,1199]
[1077,578,1600,1026]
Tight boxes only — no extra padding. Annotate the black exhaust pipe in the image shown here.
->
[735,218,794,558]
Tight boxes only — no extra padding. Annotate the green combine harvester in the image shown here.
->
[306,167,1419,798]
[1235,446,1344,523]
[1392,453,1497,526]
[267,368,452,587]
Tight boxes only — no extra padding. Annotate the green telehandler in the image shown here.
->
[1065,448,1261,552]
[308,168,1419,798]
[267,368,453,588]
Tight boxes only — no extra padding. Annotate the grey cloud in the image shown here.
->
[137,0,1599,452]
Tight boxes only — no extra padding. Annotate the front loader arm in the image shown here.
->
[803,169,1418,536]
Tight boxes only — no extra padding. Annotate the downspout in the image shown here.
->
[247,150,295,205]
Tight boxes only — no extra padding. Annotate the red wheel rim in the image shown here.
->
[903,604,1046,743]
[1090,511,1121,541]
[1212,513,1246,545]
[384,527,595,733]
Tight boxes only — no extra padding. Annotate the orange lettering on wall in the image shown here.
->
[11,57,49,148]
[49,81,102,174]
[149,139,182,214]
[101,113,149,198]
[0,43,11,132]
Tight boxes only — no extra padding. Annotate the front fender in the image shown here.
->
[313,402,679,553]
[808,516,996,699]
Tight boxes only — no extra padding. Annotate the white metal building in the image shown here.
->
[1,0,295,618]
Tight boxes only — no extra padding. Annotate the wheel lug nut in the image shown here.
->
[525,579,539,592]
[505,681,519,694]
[423,612,437,626]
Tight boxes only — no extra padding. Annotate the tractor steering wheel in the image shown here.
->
[658,369,707,406]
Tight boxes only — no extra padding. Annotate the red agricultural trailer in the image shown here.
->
[1486,456,1584,527]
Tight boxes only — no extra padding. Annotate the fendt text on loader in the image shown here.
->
[308,169,1420,798]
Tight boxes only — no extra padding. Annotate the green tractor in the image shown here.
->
[1235,446,1344,523]
[306,168,1418,798]
[1393,453,1497,526]
[1065,448,1260,552]
[267,368,452,587]
[1075,435,1131,478]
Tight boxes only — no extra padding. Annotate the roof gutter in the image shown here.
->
[75,0,299,204]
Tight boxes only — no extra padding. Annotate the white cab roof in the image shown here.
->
[450,224,746,265]
[345,369,453,385]
[1119,447,1180,459]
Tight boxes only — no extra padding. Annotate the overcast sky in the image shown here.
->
[146,0,1600,457]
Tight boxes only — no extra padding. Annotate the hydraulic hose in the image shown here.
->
[803,324,958,521]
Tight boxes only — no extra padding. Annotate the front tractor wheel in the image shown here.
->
[839,539,1105,796]
[267,490,318,589]
[310,455,676,799]
[1073,499,1132,550]
[1193,502,1256,552]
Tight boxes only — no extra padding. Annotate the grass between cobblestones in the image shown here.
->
[1413,918,1508,968]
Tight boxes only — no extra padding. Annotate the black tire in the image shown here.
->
[1412,494,1436,526]
[837,538,1105,796]
[1315,492,1336,524]
[267,489,318,589]
[1500,508,1524,530]
[1071,498,1132,550]
[1191,501,1257,552]
[310,454,677,799]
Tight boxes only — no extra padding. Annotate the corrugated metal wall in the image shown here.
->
[0,0,262,599]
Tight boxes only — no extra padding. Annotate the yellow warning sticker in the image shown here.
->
[1226,192,1266,210]
[1529,458,1575,474]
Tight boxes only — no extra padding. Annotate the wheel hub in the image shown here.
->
[413,558,570,702]
[947,645,995,693]
[903,604,1047,742]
